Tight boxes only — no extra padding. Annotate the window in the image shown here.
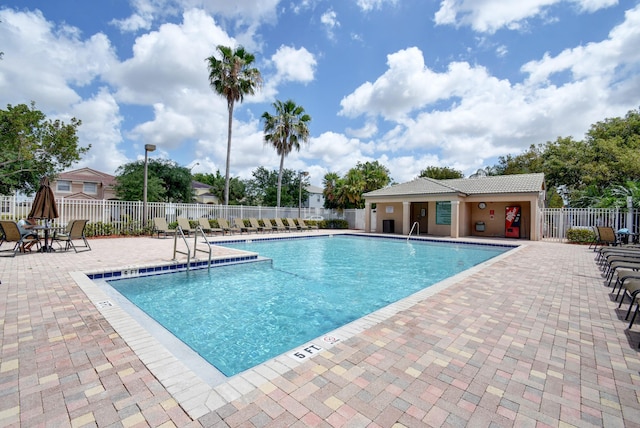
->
[435,201,451,225]
[83,182,97,194]
[57,180,71,192]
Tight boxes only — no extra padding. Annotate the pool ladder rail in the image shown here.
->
[172,225,212,270]
[407,221,419,240]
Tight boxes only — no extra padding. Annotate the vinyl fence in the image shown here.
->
[0,196,362,235]
[540,207,640,242]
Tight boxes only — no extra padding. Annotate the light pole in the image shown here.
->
[190,162,200,173]
[298,171,309,218]
[143,144,156,229]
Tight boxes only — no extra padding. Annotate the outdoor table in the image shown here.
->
[34,225,55,252]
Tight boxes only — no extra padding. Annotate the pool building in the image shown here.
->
[363,172,546,240]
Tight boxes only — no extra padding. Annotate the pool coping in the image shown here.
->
[71,233,525,419]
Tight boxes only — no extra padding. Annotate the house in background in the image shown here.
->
[305,185,325,209]
[51,168,117,200]
[363,173,546,240]
[192,180,219,204]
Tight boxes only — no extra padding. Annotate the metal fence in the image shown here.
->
[6,195,635,241]
[540,207,640,242]
[0,196,361,234]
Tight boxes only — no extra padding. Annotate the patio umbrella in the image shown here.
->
[28,176,59,220]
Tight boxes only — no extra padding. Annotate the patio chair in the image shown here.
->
[248,218,266,233]
[234,218,258,234]
[297,218,317,230]
[52,219,91,253]
[198,218,224,236]
[286,218,303,231]
[177,217,196,236]
[0,220,41,256]
[593,226,618,251]
[153,217,176,239]
[273,218,292,232]
[217,218,241,235]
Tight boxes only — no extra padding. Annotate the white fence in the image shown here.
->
[0,196,361,234]
[540,207,637,242]
[4,195,633,241]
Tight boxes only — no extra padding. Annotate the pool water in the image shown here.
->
[108,235,511,376]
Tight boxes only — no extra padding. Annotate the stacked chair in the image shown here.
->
[595,230,640,342]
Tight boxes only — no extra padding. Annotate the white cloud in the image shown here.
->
[434,0,618,33]
[112,0,280,33]
[355,0,398,12]
[338,5,640,179]
[270,45,317,84]
[320,9,340,40]
[0,9,117,111]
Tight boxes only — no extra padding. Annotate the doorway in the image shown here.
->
[411,203,429,235]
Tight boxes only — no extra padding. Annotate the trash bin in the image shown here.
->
[475,221,485,232]
[382,219,394,233]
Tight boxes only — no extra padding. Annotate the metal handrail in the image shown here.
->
[192,225,212,270]
[173,226,191,269]
[408,221,419,240]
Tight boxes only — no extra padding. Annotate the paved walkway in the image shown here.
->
[1,233,639,427]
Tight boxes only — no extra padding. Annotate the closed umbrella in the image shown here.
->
[28,176,59,251]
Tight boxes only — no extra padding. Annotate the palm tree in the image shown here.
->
[262,99,311,207]
[206,45,262,205]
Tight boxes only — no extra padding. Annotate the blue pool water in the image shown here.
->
[108,235,511,376]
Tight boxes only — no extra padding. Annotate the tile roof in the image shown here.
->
[364,173,545,198]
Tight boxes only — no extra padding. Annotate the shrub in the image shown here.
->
[322,219,349,229]
[567,227,595,244]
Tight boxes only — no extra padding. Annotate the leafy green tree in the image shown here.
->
[195,170,246,204]
[113,162,165,201]
[206,45,262,206]
[114,159,194,203]
[494,144,544,175]
[245,166,307,207]
[0,102,88,195]
[419,166,463,179]
[323,161,391,209]
[468,166,498,178]
[262,99,311,207]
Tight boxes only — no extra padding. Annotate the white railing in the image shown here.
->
[5,195,630,241]
[0,195,358,235]
[540,207,635,242]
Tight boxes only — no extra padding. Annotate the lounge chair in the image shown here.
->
[234,218,258,234]
[198,218,223,236]
[249,218,266,233]
[286,218,303,231]
[52,219,91,252]
[177,217,196,236]
[0,220,41,256]
[273,218,292,232]
[593,226,618,251]
[297,218,317,230]
[217,218,241,235]
[153,217,176,239]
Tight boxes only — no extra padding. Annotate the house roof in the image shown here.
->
[306,185,324,194]
[56,167,116,187]
[364,173,545,198]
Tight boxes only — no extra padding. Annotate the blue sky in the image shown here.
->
[1,0,639,186]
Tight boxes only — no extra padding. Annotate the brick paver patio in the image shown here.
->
[1,233,639,427]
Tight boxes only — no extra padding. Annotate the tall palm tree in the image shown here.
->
[262,99,311,207]
[206,45,262,205]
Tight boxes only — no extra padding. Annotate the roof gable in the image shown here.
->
[56,167,116,186]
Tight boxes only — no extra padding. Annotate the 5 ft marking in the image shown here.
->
[290,344,323,360]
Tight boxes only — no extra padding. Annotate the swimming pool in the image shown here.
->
[107,235,512,377]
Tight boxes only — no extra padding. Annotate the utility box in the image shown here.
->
[382,219,394,233]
